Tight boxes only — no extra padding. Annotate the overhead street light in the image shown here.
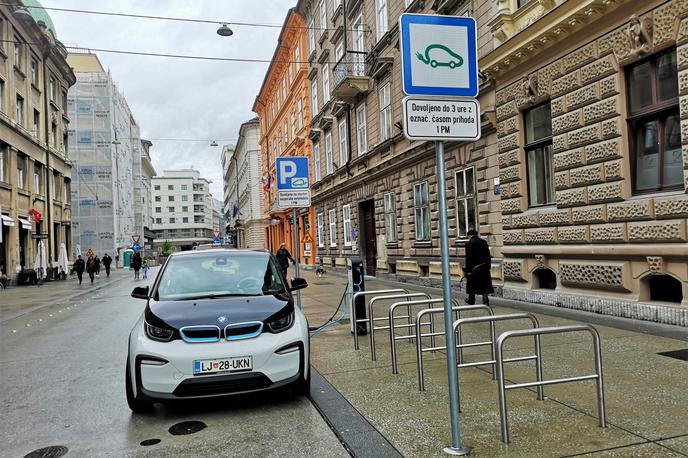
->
[210,141,219,147]
[217,24,233,37]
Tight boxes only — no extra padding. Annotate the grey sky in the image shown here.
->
[42,0,294,199]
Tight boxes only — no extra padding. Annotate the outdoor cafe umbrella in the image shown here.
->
[33,240,48,281]
[58,242,69,278]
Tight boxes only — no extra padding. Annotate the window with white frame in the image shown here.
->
[288,63,293,84]
[455,167,477,238]
[379,82,392,141]
[317,213,324,247]
[0,79,5,113]
[282,78,287,101]
[33,163,42,195]
[325,131,333,174]
[342,204,352,246]
[16,94,24,126]
[0,147,5,182]
[308,19,315,54]
[313,143,321,181]
[294,44,300,69]
[338,119,347,167]
[356,104,367,155]
[376,0,388,40]
[384,192,397,243]
[414,181,430,241]
[311,79,318,114]
[335,41,344,61]
[297,98,303,128]
[322,63,330,103]
[319,0,327,38]
[278,129,283,153]
[284,122,289,145]
[290,112,296,138]
[328,209,337,246]
[17,155,25,189]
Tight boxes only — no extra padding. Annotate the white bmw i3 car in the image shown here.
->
[126,249,310,412]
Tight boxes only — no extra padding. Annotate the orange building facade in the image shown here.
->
[253,7,315,265]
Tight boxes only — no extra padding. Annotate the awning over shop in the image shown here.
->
[1,215,15,227]
[18,218,32,230]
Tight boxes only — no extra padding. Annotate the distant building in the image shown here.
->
[212,197,223,233]
[66,50,141,259]
[137,139,156,256]
[151,169,214,251]
[0,1,76,283]
[222,118,265,249]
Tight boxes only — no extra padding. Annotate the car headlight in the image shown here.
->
[144,321,174,342]
[267,312,294,333]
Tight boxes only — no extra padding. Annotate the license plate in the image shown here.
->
[193,356,252,375]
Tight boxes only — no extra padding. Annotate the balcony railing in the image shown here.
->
[332,51,372,98]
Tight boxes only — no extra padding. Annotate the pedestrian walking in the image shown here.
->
[275,243,295,279]
[73,255,85,285]
[463,229,494,306]
[142,260,149,279]
[86,255,96,284]
[102,253,112,277]
[94,256,101,277]
[132,251,142,280]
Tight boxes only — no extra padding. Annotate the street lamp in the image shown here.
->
[210,141,219,147]
[217,24,233,37]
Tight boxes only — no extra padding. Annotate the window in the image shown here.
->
[169,217,175,224]
[291,111,296,137]
[524,103,554,206]
[155,195,161,202]
[297,99,304,129]
[278,129,283,153]
[0,79,5,112]
[154,185,160,190]
[30,57,38,86]
[517,0,532,7]
[288,63,293,84]
[325,131,333,174]
[414,182,430,241]
[338,119,347,167]
[342,205,352,246]
[182,206,188,212]
[33,163,42,195]
[317,213,324,247]
[328,209,337,246]
[335,41,344,61]
[284,121,289,145]
[155,207,161,213]
[627,49,681,193]
[282,78,287,102]
[308,19,316,54]
[294,45,300,69]
[14,36,22,69]
[384,192,397,243]
[168,206,175,212]
[17,155,25,189]
[455,168,477,238]
[322,63,330,103]
[32,109,39,137]
[50,122,57,147]
[16,94,24,126]
[49,77,56,101]
[168,196,174,201]
[311,79,318,114]
[181,184,187,190]
[314,143,321,181]
[183,217,189,223]
[376,0,388,39]
[0,147,5,182]
[168,184,174,190]
[155,218,162,224]
[356,104,367,155]
[379,83,392,141]
[319,0,327,38]
[62,90,67,110]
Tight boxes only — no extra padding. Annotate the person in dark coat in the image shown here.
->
[463,229,494,305]
[102,254,112,277]
[131,252,142,280]
[94,256,101,277]
[86,255,96,284]
[275,243,295,279]
[73,255,85,285]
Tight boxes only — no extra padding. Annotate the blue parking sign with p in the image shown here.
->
[276,157,310,190]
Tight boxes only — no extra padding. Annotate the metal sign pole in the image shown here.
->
[436,140,471,456]
[292,207,301,308]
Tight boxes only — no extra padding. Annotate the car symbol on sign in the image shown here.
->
[291,178,308,188]
[416,44,464,69]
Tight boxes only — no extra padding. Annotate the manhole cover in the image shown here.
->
[168,420,207,436]
[657,349,688,361]
[24,446,68,458]
[140,439,161,447]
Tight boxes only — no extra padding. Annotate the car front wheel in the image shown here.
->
[126,356,153,413]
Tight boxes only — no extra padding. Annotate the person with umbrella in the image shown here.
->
[131,251,142,280]
[73,255,85,285]
[102,253,112,277]
[463,229,494,306]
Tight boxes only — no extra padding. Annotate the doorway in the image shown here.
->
[358,199,377,276]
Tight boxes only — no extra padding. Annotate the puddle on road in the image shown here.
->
[140,438,161,446]
[23,445,68,458]
[168,420,207,436]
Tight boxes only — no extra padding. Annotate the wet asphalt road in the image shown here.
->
[0,270,348,458]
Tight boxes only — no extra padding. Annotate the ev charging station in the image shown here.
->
[347,257,366,334]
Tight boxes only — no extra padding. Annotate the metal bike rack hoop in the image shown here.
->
[351,289,407,350]
[367,292,430,361]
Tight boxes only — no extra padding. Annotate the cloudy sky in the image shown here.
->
[41,0,295,199]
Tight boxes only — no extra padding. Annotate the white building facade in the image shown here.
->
[151,169,214,251]
[222,118,264,249]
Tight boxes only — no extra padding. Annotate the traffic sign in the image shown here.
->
[399,14,478,97]
[302,232,313,243]
[276,157,310,190]
[213,230,220,239]
[132,242,141,251]
[278,190,311,208]
[403,96,480,141]
[213,239,221,245]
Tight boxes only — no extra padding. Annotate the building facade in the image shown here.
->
[136,139,156,257]
[0,1,76,282]
[67,51,141,259]
[151,169,214,252]
[298,0,687,324]
[253,7,316,264]
[222,118,265,249]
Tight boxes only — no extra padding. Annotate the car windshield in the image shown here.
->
[155,252,288,301]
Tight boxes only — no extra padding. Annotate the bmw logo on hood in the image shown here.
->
[217,315,228,324]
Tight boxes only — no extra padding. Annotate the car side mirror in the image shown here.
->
[131,285,150,299]
[290,277,308,292]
